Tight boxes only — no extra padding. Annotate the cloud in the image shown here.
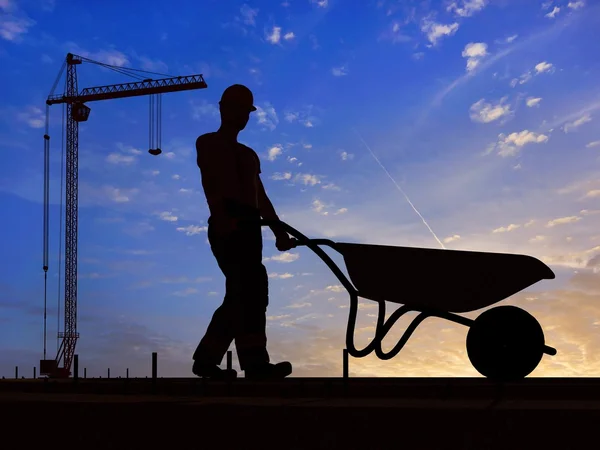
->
[311,0,328,7]
[271,172,292,180]
[16,106,44,128]
[266,26,281,44]
[444,234,461,243]
[0,2,35,42]
[545,6,560,19]
[447,0,488,17]
[240,4,258,25]
[267,144,283,161]
[462,42,488,72]
[340,151,354,161]
[421,18,459,45]
[175,225,207,236]
[191,99,219,121]
[510,61,554,87]
[546,215,581,227]
[264,252,300,263]
[526,97,542,108]
[488,130,549,157]
[492,223,520,233]
[332,65,348,76]
[469,97,512,123]
[568,1,585,10]
[255,102,279,130]
[106,153,136,165]
[563,114,592,133]
[158,211,178,222]
[283,32,295,40]
[535,61,554,74]
[586,141,600,148]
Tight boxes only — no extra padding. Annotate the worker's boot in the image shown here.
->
[244,361,292,380]
[192,360,237,380]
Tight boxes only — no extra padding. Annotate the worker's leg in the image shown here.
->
[234,257,270,371]
[192,225,246,366]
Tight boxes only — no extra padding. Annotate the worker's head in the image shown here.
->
[219,84,257,131]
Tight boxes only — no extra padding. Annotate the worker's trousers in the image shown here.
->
[193,218,270,370]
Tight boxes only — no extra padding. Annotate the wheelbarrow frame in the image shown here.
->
[257,219,557,361]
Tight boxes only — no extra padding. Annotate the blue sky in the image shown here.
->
[1,0,599,378]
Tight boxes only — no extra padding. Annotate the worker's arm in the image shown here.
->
[196,135,242,222]
[256,175,287,238]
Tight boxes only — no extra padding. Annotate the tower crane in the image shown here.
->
[41,53,207,378]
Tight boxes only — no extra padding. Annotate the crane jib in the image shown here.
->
[46,75,207,105]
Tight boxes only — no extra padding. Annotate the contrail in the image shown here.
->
[352,128,446,249]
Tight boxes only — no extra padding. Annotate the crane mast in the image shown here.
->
[41,53,207,378]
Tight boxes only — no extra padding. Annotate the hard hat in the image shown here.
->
[219,84,257,112]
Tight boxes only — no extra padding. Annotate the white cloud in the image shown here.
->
[489,130,549,157]
[267,144,283,161]
[16,106,44,128]
[584,190,600,199]
[296,173,321,186]
[447,0,487,17]
[269,272,294,279]
[510,61,553,87]
[334,208,348,215]
[564,114,592,133]
[312,199,327,214]
[535,61,554,74]
[332,66,348,76]
[568,1,585,10]
[283,32,295,40]
[0,5,35,42]
[586,141,600,148]
[271,172,292,180]
[106,153,135,165]
[191,99,219,120]
[469,97,512,123]
[526,97,542,107]
[546,216,581,227]
[266,26,281,44]
[264,252,300,263]
[462,42,487,72]
[545,6,560,18]
[255,102,279,130]
[340,151,354,160]
[505,34,518,43]
[444,234,461,243]
[421,19,459,45]
[284,112,298,122]
[492,223,520,233]
[240,4,258,25]
[311,0,328,7]
[176,225,207,236]
[158,211,178,222]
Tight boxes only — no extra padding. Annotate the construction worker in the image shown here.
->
[192,84,296,380]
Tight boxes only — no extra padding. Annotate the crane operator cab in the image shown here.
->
[72,102,91,122]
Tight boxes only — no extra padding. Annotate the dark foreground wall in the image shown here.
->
[2,378,599,449]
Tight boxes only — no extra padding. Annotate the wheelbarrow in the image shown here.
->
[257,219,558,381]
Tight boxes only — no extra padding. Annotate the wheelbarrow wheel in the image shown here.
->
[466,305,545,382]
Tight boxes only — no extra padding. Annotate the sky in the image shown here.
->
[0,0,599,379]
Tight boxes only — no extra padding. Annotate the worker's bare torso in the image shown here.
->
[196,132,261,223]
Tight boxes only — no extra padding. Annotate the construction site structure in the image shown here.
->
[41,53,208,378]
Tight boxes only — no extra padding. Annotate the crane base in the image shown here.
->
[39,360,71,378]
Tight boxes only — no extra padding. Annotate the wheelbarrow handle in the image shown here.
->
[238,219,335,249]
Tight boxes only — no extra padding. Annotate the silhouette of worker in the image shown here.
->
[192,84,296,380]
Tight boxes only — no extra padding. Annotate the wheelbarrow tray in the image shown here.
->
[335,242,555,314]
